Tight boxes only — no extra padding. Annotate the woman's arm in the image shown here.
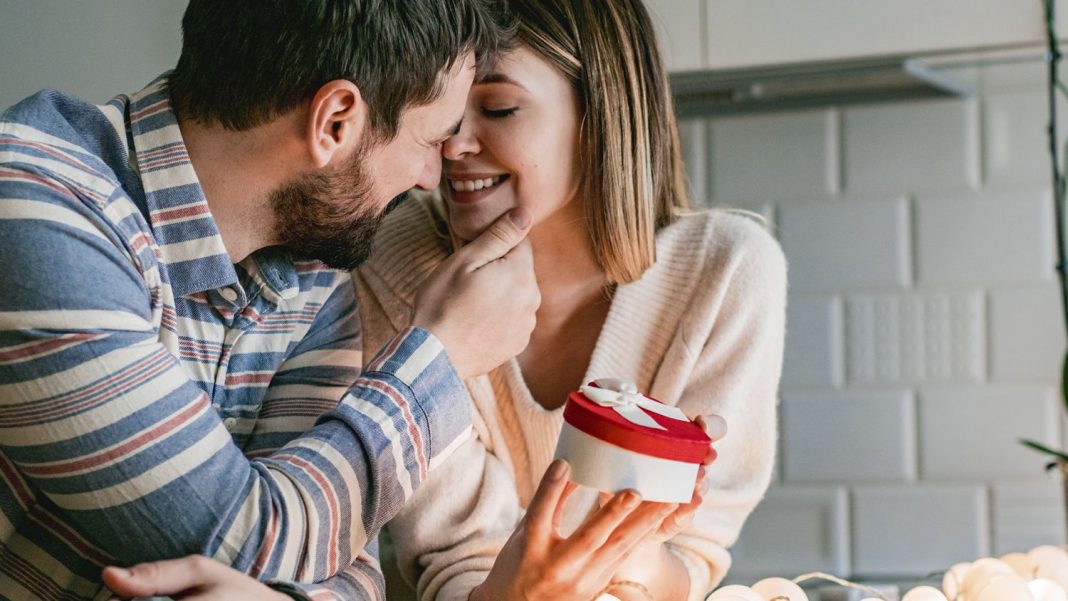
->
[612,218,788,600]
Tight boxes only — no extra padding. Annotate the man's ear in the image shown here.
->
[306,80,368,169]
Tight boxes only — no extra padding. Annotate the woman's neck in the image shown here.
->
[517,200,613,410]
[527,202,608,321]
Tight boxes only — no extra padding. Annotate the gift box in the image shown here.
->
[553,378,712,503]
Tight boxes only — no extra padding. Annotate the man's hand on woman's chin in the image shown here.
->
[103,555,291,601]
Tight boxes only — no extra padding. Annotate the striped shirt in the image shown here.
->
[0,76,471,601]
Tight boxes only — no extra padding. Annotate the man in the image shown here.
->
[0,1,540,599]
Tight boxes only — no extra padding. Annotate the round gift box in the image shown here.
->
[552,383,711,503]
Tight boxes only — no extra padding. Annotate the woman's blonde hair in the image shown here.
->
[493,0,691,284]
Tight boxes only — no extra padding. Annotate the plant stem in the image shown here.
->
[1046,0,1068,341]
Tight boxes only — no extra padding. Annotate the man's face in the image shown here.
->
[270,53,476,270]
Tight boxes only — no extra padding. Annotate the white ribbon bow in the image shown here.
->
[579,378,689,431]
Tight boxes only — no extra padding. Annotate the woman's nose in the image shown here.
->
[442,120,480,161]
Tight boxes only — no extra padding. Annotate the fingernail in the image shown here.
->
[703,415,727,439]
[622,490,641,508]
[700,478,711,495]
[109,566,130,578]
[508,207,532,228]
[548,459,567,481]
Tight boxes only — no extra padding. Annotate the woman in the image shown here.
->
[352,0,787,599]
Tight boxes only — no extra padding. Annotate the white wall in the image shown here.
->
[647,0,1068,584]
[0,0,186,111]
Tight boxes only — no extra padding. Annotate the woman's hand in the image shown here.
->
[609,414,728,599]
[102,555,291,601]
[470,459,679,601]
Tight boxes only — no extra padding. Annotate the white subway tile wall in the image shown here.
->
[726,487,851,581]
[780,390,916,482]
[643,0,1066,585]
[992,481,1067,556]
[851,486,990,576]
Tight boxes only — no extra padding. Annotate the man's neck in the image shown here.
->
[178,117,301,264]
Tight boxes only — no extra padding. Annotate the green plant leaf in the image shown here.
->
[1021,438,1068,462]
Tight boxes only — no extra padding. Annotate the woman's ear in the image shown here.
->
[306,80,368,169]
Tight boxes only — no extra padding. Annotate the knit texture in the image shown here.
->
[353,195,787,601]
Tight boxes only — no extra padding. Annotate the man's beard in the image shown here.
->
[269,147,407,271]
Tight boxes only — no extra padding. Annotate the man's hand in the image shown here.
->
[412,207,540,379]
[102,556,291,601]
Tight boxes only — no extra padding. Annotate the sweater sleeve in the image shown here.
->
[666,218,787,599]
[386,434,520,601]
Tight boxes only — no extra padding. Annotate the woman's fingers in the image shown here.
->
[696,414,726,465]
[584,500,679,576]
[555,489,643,565]
[696,414,728,442]
[550,481,580,533]
[524,459,572,547]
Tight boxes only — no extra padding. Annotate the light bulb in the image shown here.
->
[901,585,948,601]
[751,577,808,601]
[1030,578,1068,601]
[972,574,1033,601]
[943,562,972,599]
[707,585,765,601]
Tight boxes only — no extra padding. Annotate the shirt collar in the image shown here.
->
[126,75,299,300]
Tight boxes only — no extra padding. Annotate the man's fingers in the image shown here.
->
[524,459,571,546]
[456,207,533,270]
[103,556,215,596]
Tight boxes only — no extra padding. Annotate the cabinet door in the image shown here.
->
[705,0,1065,70]
[646,0,1068,74]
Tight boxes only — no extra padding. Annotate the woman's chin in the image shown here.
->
[448,204,517,242]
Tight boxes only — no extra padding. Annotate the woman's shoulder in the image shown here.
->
[656,207,785,277]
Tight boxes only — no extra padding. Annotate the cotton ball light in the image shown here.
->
[707,585,765,601]
[943,562,972,599]
[971,573,1034,601]
[1031,546,1068,591]
[1030,546,1068,574]
[1002,552,1040,579]
[901,586,948,601]
[1030,578,1068,601]
[750,577,808,601]
[961,557,1017,599]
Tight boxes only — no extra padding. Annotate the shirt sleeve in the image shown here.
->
[268,546,386,601]
[0,174,472,584]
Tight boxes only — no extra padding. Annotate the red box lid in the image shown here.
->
[562,384,711,464]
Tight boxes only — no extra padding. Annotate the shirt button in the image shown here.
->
[223,417,238,431]
[220,288,239,303]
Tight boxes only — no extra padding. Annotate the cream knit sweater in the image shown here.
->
[352,196,786,601]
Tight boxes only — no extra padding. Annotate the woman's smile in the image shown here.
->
[445,173,510,203]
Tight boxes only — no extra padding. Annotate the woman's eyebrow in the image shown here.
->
[476,72,529,91]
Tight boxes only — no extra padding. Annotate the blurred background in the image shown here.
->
[3,0,1067,588]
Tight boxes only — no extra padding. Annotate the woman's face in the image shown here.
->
[442,45,583,241]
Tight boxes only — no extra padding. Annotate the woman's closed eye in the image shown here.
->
[481,106,518,118]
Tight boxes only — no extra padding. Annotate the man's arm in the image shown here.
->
[0,182,466,583]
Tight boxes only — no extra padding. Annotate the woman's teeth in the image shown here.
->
[449,175,504,192]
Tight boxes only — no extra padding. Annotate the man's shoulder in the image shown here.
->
[1,89,131,204]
